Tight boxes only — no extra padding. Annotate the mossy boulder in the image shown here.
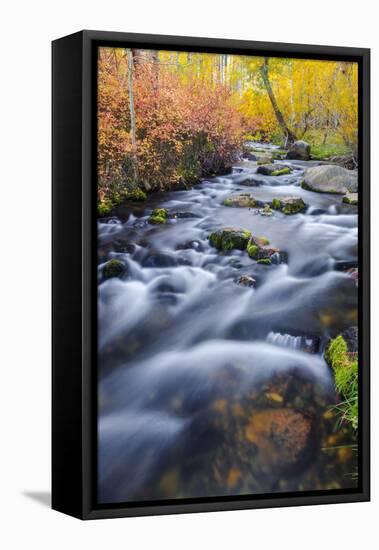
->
[149,208,169,224]
[271,167,291,176]
[247,236,279,264]
[257,163,292,176]
[103,259,126,279]
[209,228,251,251]
[271,196,307,215]
[223,194,260,208]
[342,193,358,205]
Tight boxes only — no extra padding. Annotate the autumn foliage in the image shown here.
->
[98,49,244,211]
[98,48,358,213]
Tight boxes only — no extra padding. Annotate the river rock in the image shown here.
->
[257,204,274,216]
[342,193,358,205]
[235,275,256,288]
[257,163,292,176]
[247,236,280,265]
[256,154,274,165]
[223,194,261,208]
[209,228,251,251]
[341,326,358,353]
[302,165,358,194]
[286,140,311,160]
[238,176,265,186]
[243,151,258,161]
[245,408,313,470]
[271,196,307,215]
[103,259,127,279]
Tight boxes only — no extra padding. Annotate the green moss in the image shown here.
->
[247,243,259,259]
[342,195,358,205]
[272,197,306,215]
[125,187,147,201]
[149,208,169,225]
[98,200,113,216]
[271,167,291,176]
[209,228,251,251]
[103,259,126,279]
[300,181,311,191]
[301,181,340,194]
[223,230,251,251]
[209,231,222,249]
[223,198,233,206]
[325,335,358,430]
[257,258,272,265]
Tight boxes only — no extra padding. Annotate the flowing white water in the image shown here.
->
[97,143,358,502]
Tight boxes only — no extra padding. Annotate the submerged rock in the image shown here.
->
[209,228,251,251]
[171,211,201,219]
[245,408,313,471]
[103,259,127,279]
[302,165,358,194]
[342,193,358,205]
[149,208,169,224]
[235,274,256,288]
[286,140,311,160]
[271,196,307,215]
[223,194,261,208]
[257,204,274,216]
[257,163,292,176]
[239,177,265,187]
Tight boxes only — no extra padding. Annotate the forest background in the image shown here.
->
[98,48,358,214]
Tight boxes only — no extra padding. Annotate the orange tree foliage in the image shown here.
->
[98,49,244,210]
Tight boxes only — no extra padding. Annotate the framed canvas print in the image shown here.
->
[52,30,370,519]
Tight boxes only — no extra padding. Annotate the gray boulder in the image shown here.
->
[302,165,358,194]
[286,140,310,160]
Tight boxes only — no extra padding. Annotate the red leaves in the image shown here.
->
[98,49,244,197]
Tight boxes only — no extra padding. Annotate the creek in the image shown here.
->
[97,143,358,503]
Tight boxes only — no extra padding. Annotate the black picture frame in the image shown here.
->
[52,30,370,520]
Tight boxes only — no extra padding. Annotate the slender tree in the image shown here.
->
[260,57,297,145]
[126,48,138,184]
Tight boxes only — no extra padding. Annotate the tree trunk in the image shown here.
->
[260,57,297,145]
[126,48,138,184]
[150,50,159,92]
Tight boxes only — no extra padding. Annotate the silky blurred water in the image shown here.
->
[97,147,358,503]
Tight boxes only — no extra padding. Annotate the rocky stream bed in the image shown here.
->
[97,142,359,504]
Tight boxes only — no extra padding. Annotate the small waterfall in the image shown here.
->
[267,331,303,350]
[270,252,282,265]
